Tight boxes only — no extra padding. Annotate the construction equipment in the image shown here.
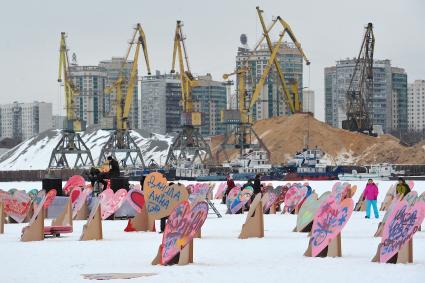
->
[216,7,310,162]
[342,23,375,135]
[98,23,151,168]
[48,32,94,169]
[165,21,213,168]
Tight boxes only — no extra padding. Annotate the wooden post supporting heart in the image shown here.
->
[151,240,194,266]
[239,194,264,239]
[380,195,393,211]
[371,240,413,264]
[126,206,155,232]
[51,197,73,227]
[21,205,45,242]
[80,201,102,241]
[304,233,342,257]
[75,200,89,220]
[354,192,366,211]
[0,202,4,234]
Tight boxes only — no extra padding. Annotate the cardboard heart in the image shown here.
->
[189,183,210,204]
[311,196,354,257]
[284,185,308,213]
[144,172,188,220]
[63,175,86,195]
[332,182,349,203]
[226,187,240,211]
[161,201,208,264]
[263,191,278,213]
[214,182,226,199]
[72,188,92,218]
[127,188,145,213]
[404,191,418,206]
[297,191,331,231]
[100,189,127,219]
[379,199,425,263]
[230,186,253,214]
[3,191,31,223]
[275,185,288,205]
[33,190,46,211]
[43,189,57,208]
[71,188,81,203]
[27,189,39,201]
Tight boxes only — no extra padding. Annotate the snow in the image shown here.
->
[0,128,173,170]
[0,181,424,283]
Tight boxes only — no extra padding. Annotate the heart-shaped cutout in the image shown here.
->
[379,198,425,263]
[263,190,278,213]
[189,183,210,204]
[72,188,92,218]
[70,188,81,203]
[297,191,330,231]
[126,188,145,213]
[144,173,188,219]
[3,191,31,223]
[226,186,240,211]
[161,201,208,264]
[311,196,354,257]
[100,188,127,219]
[43,189,57,208]
[284,185,308,213]
[63,175,86,195]
[230,186,253,214]
[214,182,226,199]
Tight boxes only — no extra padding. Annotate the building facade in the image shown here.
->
[99,57,139,129]
[140,72,227,136]
[324,59,407,133]
[408,80,425,131]
[69,65,108,126]
[235,42,304,121]
[0,101,52,141]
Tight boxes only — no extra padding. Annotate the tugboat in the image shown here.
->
[284,147,341,181]
[338,164,404,181]
[221,149,273,181]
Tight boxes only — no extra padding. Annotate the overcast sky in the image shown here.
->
[0,0,424,121]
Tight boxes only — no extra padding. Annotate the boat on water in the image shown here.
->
[338,164,405,181]
[283,147,341,181]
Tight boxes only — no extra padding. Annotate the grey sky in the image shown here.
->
[0,0,424,121]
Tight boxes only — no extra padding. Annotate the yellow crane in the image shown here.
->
[165,20,212,168]
[58,32,81,131]
[256,6,310,114]
[98,23,151,168]
[49,32,94,169]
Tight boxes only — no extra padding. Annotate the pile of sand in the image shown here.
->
[211,114,425,165]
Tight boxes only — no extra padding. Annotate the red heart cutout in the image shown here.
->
[63,175,86,195]
[379,198,425,263]
[161,201,208,264]
[3,191,31,223]
[127,188,145,213]
[311,196,354,257]
[70,188,81,203]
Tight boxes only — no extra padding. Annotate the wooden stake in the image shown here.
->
[75,200,89,220]
[126,205,155,232]
[371,239,413,264]
[80,202,102,241]
[151,240,194,266]
[0,202,4,234]
[239,194,264,239]
[21,204,45,242]
[51,197,72,227]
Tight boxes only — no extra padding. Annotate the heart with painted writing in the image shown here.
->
[379,198,425,263]
[126,188,145,213]
[297,191,330,231]
[144,172,188,220]
[284,185,308,213]
[99,188,128,219]
[188,183,210,204]
[161,200,208,264]
[310,196,353,257]
[3,191,31,223]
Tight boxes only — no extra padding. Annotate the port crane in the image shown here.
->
[48,32,94,169]
[98,23,151,168]
[164,21,213,168]
[342,23,375,135]
[217,7,310,162]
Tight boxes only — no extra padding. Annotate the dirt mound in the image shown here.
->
[211,114,425,165]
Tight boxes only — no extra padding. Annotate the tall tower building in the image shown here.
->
[408,80,425,131]
[235,42,304,121]
[99,57,139,129]
[69,65,108,126]
[324,59,407,133]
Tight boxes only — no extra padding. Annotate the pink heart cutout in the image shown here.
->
[100,189,127,219]
[3,191,31,223]
[311,196,354,257]
[126,188,145,213]
[284,185,308,213]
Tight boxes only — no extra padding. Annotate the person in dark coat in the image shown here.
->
[253,174,262,196]
[107,156,120,178]
[88,167,108,193]
[223,174,236,204]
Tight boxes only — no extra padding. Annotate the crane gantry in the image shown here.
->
[48,32,94,169]
[165,20,213,169]
[98,23,151,168]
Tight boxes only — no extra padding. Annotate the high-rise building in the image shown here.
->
[99,57,139,129]
[408,80,425,131]
[302,89,315,114]
[52,115,66,129]
[324,59,407,133]
[140,72,227,136]
[0,101,52,141]
[69,65,108,126]
[235,42,304,121]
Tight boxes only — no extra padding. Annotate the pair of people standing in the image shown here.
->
[363,177,411,219]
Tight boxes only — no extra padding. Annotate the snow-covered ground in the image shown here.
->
[0,181,424,283]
